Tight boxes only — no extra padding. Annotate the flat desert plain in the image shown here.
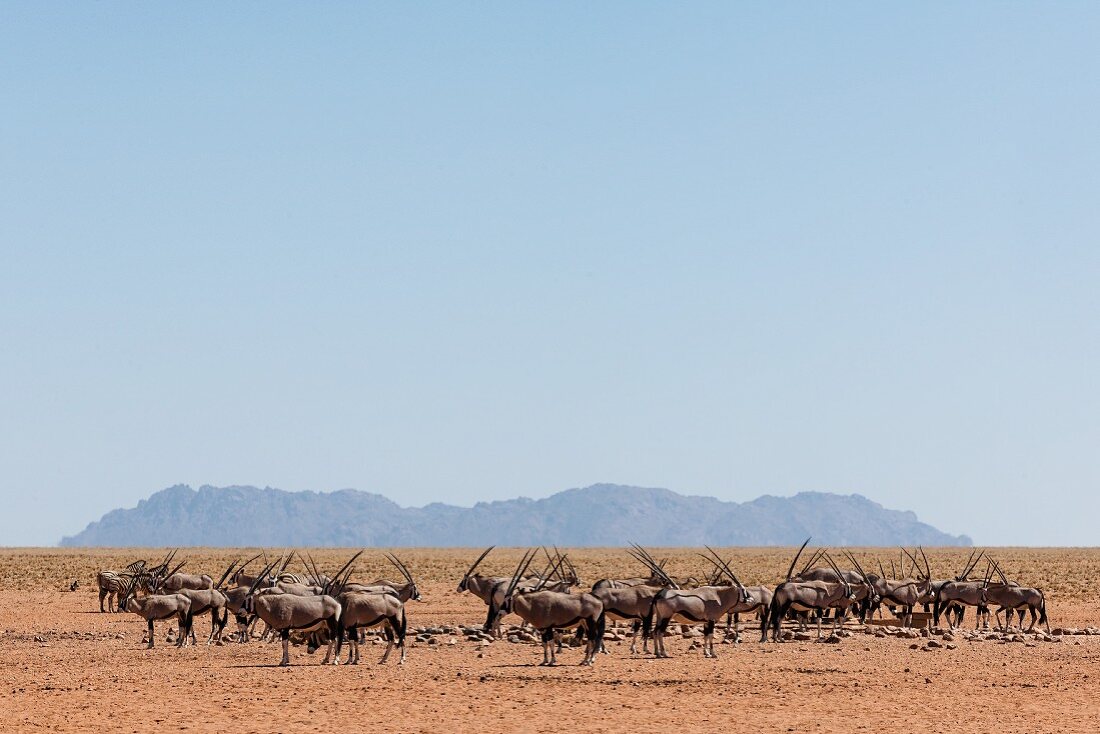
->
[1,548,1098,733]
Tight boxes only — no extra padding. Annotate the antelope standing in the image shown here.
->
[983,559,1049,633]
[767,540,857,642]
[125,593,193,648]
[932,551,990,629]
[647,548,754,658]
[333,590,409,665]
[242,553,359,666]
[498,549,605,666]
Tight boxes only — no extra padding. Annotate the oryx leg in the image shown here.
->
[321,619,339,665]
[279,632,291,666]
[539,629,555,666]
[703,620,716,658]
[627,619,640,654]
[582,618,601,666]
[146,619,155,649]
[654,619,669,657]
[379,633,396,664]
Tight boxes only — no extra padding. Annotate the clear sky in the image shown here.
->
[2,3,1098,547]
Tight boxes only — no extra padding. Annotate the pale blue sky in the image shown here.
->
[2,3,1098,546]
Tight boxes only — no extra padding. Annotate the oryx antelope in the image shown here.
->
[125,593,193,648]
[645,547,754,658]
[588,546,678,654]
[982,559,1049,633]
[242,552,360,666]
[498,549,605,666]
[333,589,409,665]
[343,553,422,602]
[767,540,859,642]
[932,551,990,629]
[871,547,935,627]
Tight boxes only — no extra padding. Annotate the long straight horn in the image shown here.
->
[462,546,496,584]
[305,553,323,585]
[627,548,661,576]
[919,546,932,580]
[385,553,414,585]
[844,550,870,584]
[823,552,849,592]
[628,548,676,589]
[542,547,556,575]
[214,558,240,590]
[238,552,262,571]
[324,550,364,595]
[628,543,658,569]
[630,543,668,574]
[276,552,294,578]
[505,549,538,599]
[248,559,279,595]
[799,548,826,576]
[704,545,744,587]
[957,549,976,578]
[536,553,567,591]
[964,550,984,579]
[333,557,358,595]
[784,538,811,582]
[901,547,921,577]
[877,559,887,579]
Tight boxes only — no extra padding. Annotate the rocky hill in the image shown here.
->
[60,483,970,547]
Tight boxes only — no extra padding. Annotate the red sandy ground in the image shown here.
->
[0,548,1097,733]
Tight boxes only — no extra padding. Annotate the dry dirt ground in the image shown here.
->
[0,547,1097,733]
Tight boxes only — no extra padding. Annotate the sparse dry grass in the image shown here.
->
[6,546,1098,602]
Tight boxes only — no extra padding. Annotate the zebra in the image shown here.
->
[95,559,148,612]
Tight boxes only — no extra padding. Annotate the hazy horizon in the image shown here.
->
[3,4,1098,546]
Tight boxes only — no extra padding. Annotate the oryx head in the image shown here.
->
[385,552,421,601]
[843,550,880,606]
[701,546,753,605]
[457,546,495,593]
[241,558,281,614]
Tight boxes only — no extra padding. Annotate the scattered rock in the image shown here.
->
[926,639,942,649]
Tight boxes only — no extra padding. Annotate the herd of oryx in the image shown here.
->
[95,540,1051,667]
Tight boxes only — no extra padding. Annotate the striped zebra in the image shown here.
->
[96,560,147,612]
[276,572,329,587]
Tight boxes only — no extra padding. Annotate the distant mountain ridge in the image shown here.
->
[60,483,971,547]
